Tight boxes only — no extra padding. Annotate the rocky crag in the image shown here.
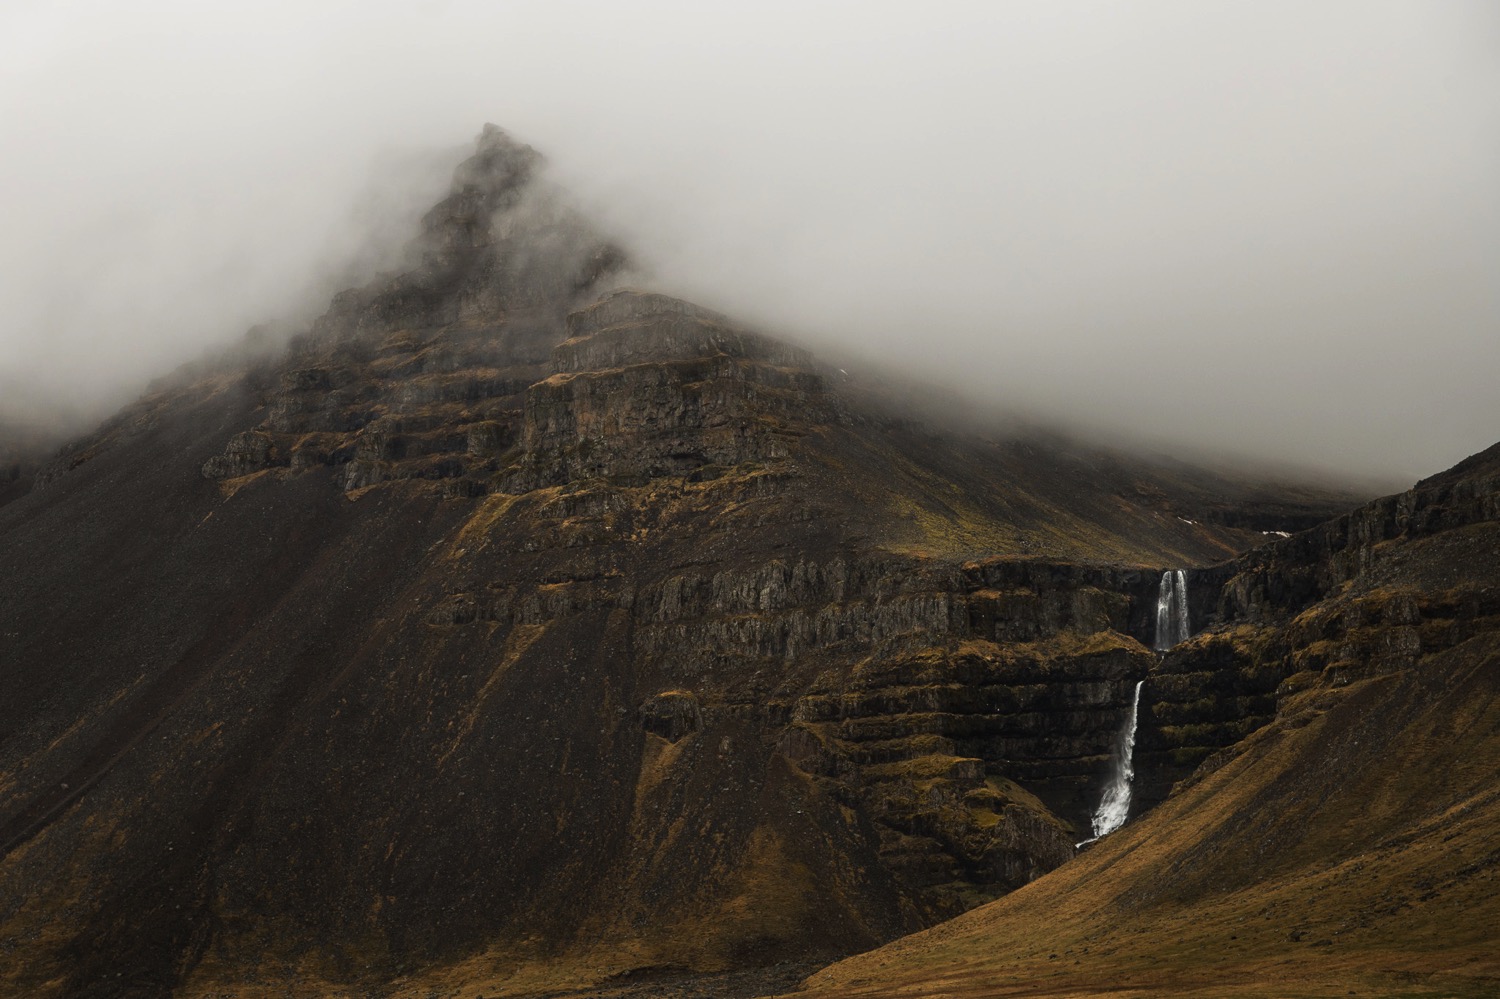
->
[1132,443,1500,810]
[0,126,1370,998]
[798,442,1500,999]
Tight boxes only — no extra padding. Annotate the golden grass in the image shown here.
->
[434,622,548,768]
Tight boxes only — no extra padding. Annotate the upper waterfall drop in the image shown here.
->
[1154,569,1190,651]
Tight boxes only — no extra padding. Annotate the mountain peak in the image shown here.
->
[310,124,625,342]
[449,122,543,201]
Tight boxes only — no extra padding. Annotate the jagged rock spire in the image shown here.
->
[311,124,625,341]
[420,124,542,254]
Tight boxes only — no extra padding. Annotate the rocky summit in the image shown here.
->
[0,127,1490,999]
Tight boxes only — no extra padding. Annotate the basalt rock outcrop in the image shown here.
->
[797,444,1500,999]
[0,126,1373,998]
[1132,441,1500,810]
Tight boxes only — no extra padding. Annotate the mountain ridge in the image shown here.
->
[1,126,1465,999]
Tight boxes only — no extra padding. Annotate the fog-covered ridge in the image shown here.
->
[2,2,1495,479]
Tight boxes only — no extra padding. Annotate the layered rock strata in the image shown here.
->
[0,125,1376,997]
[1135,442,1500,807]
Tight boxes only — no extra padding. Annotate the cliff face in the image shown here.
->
[0,127,1371,997]
[1132,442,1500,810]
[798,446,1500,999]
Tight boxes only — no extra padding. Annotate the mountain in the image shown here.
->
[0,126,1391,998]
[796,443,1500,999]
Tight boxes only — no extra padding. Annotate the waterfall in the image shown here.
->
[1154,569,1190,651]
[1079,679,1144,846]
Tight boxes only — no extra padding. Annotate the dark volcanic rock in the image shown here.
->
[790,449,1500,999]
[200,429,281,479]
[0,125,1379,998]
[640,690,704,742]
[1133,442,1500,809]
[309,123,624,342]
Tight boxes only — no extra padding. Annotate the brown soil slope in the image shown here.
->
[795,445,1500,999]
[0,127,1365,998]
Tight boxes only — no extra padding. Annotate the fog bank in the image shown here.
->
[2,1,1496,480]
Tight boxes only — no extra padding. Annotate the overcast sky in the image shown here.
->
[1,1,1496,481]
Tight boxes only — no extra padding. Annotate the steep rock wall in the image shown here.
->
[1135,443,1500,807]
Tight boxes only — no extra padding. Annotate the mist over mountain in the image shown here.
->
[2,40,1498,998]
[3,9,1499,999]
[2,2,1496,479]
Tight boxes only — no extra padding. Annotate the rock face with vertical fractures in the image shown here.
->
[796,443,1500,999]
[0,126,1372,998]
[1132,445,1500,810]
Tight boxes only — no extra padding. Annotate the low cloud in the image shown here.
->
[1,1,1495,480]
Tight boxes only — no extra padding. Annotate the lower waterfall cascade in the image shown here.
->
[1078,678,1145,846]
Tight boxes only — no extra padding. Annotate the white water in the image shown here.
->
[1079,679,1145,846]
[1154,569,1190,651]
